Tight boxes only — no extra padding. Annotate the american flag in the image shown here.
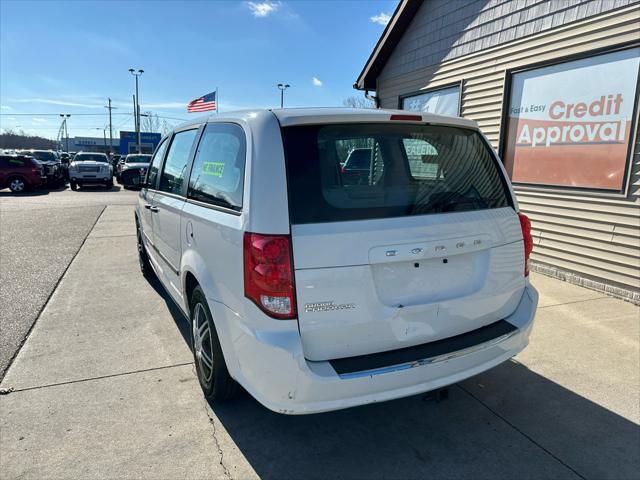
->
[187,91,217,112]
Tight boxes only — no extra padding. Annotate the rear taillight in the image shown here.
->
[518,213,533,276]
[243,232,297,319]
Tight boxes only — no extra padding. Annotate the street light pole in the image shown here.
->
[59,114,70,152]
[277,83,290,108]
[129,68,144,153]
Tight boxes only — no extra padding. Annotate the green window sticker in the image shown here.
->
[203,161,225,177]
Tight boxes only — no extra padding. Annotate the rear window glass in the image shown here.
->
[126,155,151,163]
[30,151,57,162]
[282,123,511,224]
[75,154,108,162]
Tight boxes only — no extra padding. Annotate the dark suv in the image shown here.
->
[21,150,66,187]
[0,154,46,193]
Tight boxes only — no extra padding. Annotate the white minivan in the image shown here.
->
[135,108,537,414]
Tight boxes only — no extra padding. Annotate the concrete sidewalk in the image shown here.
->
[1,205,638,480]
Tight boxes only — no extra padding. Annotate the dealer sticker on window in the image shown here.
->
[203,161,225,177]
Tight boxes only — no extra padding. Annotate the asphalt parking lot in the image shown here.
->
[0,188,638,480]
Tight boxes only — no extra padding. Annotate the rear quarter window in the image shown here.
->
[188,123,246,210]
[282,123,512,224]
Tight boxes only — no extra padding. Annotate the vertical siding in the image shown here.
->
[376,4,640,298]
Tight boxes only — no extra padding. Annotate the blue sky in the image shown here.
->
[0,0,396,140]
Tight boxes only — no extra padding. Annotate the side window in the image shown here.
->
[159,129,199,195]
[188,123,246,210]
[147,139,168,188]
[1,157,26,167]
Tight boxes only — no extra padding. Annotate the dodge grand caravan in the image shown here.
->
[135,108,537,414]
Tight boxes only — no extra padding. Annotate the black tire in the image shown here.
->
[8,176,28,193]
[136,220,155,279]
[107,179,114,189]
[70,181,78,191]
[190,286,239,402]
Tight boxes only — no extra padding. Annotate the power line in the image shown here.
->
[0,112,132,116]
[0,112,188,121]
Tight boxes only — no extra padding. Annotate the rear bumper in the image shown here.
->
[213,283,538,415]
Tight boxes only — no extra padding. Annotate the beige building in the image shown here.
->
[355,0,640,302]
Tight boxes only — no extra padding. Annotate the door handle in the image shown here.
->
[145,204,159,212]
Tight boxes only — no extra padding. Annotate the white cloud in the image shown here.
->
[32,117,47,123]
[370,12,391,25]
[246,1,280,17]
[10,97,101,108]
[312,77,323,87]
[0,105,13,110]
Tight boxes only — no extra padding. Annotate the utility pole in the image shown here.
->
[104,98,116,155]
[129,68,144,153]
[277,83,290,108]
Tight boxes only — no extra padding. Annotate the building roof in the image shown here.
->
[354,0,422,91]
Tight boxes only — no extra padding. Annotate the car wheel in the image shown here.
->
[8,177,27,193]
[70,181,78,191]
[136,221,155,278]
[107,179,114,188]
[190,286,239,402]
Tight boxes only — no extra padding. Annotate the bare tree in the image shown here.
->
[342,95,375,109]
[141,112,161,133]
[1,130,57,149]
[160,119,174,136]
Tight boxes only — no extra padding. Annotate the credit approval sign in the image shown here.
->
[503,48,640,191]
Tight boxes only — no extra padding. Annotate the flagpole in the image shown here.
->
[216,86,219,115]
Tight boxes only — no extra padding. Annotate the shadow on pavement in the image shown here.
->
[145,272,639,479]
[203,361,639,480]
[147,275,191,346]
[74,185,122,192]
[0,188,50,197]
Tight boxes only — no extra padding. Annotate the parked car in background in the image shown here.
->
[58,152,71,179]
[0,154,45,193]
[110,154,121,169]
[20,149,65,187]
[340,147,373,185]
[115,158,126,181]
[68,152,113,190]
[135,108,537,414]
[119,154,152,188]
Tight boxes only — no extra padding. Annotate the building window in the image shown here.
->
[400,84,460,116]
[502,47,640,192]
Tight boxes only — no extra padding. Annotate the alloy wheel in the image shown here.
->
[192,303,214,385]
[10,179,25,192]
